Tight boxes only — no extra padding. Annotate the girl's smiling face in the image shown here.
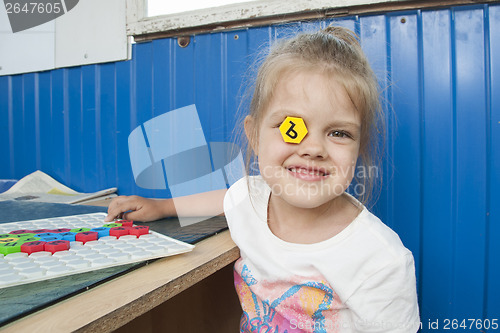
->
[245,70,361,211]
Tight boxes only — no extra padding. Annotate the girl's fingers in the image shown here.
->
[105,196,135,221]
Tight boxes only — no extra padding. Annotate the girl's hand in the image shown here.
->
[105,196,173,222]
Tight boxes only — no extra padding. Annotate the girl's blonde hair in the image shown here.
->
[241,25,385,207]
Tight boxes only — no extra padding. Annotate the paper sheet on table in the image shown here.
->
[0,171,117,204]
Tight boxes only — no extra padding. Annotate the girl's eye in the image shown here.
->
[329,130,351,139]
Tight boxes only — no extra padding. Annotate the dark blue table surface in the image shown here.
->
[0,200,227,327]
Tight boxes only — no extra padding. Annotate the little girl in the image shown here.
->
[106,26,420,332]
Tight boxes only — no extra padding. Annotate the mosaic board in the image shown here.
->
[0,213,194,289]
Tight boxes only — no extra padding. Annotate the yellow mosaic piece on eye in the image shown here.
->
[279,116,308,144]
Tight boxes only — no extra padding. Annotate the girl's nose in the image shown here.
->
[296,132,328,159]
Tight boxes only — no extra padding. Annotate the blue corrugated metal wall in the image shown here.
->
[1,3,499,330]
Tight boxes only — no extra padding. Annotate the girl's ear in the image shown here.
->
[244,115,258,155]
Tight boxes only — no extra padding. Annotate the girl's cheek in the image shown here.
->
[262,134,289,152]
[330,150,358,174]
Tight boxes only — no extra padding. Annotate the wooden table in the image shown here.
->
[0,199,242,332]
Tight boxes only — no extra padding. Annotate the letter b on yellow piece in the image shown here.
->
[279,117,308,144]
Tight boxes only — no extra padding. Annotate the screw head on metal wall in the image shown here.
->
[177,36,190,48]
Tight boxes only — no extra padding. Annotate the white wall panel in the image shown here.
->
[0,0,129,76]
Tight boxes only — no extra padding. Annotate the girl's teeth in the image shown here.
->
[290,168,324,176]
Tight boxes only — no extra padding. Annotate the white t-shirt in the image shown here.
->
[224,176,420,333]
